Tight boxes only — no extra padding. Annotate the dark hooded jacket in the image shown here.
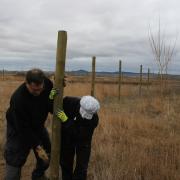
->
[6,77,53,148]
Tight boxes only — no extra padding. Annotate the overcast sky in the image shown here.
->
[0,0,180,73]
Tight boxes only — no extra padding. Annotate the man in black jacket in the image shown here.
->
[4,68,54,180]
[56,96,100,180]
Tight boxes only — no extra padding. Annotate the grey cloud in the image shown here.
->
[0,0,180,73]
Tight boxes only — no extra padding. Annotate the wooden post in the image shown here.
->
[139,65,142,96]
[118,60,122,100]
[3,69,4,80]
[91,56,96,96]
[147,68,150,89]
[50,31,67,180]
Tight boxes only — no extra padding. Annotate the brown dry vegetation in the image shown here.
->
[1,75,180,179]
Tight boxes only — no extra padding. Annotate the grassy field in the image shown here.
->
[1,75,180,179]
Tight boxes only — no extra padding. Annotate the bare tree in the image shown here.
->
[148,19,177,93]
[164,39,177,77]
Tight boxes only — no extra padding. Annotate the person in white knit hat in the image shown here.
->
[55,95,100,180]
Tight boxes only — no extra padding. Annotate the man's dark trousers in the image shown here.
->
[4,128,51,180]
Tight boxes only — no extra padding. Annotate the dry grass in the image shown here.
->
[1,75,180,179]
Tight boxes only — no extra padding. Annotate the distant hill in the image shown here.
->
[1,69,180,79]
[67,70,154,77]
[65,70,180,79]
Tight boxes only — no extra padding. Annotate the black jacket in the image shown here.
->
[61,96,99,146]
[6,77,53,148]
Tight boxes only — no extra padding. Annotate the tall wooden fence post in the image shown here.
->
[139,65,142,96]
[118,60,122,100]
[91,56,96,97]
[50,31,67,180]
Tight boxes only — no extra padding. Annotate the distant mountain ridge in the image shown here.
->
[67,69,153,77]
[1,69,180,79]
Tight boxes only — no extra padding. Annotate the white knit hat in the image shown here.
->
[79,96,100,119]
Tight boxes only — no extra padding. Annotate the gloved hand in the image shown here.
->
[52,76,67,87]
[63,75,67,87]
[56,109,68,122]
[49,88,59,100]
[35,145,49,162]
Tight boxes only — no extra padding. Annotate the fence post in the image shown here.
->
[50,31,67,180]
[139,65,142,96]
[91,56,96,96]
[118,60,122,100]
[3,69,4,80]
[147,68,150,89]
